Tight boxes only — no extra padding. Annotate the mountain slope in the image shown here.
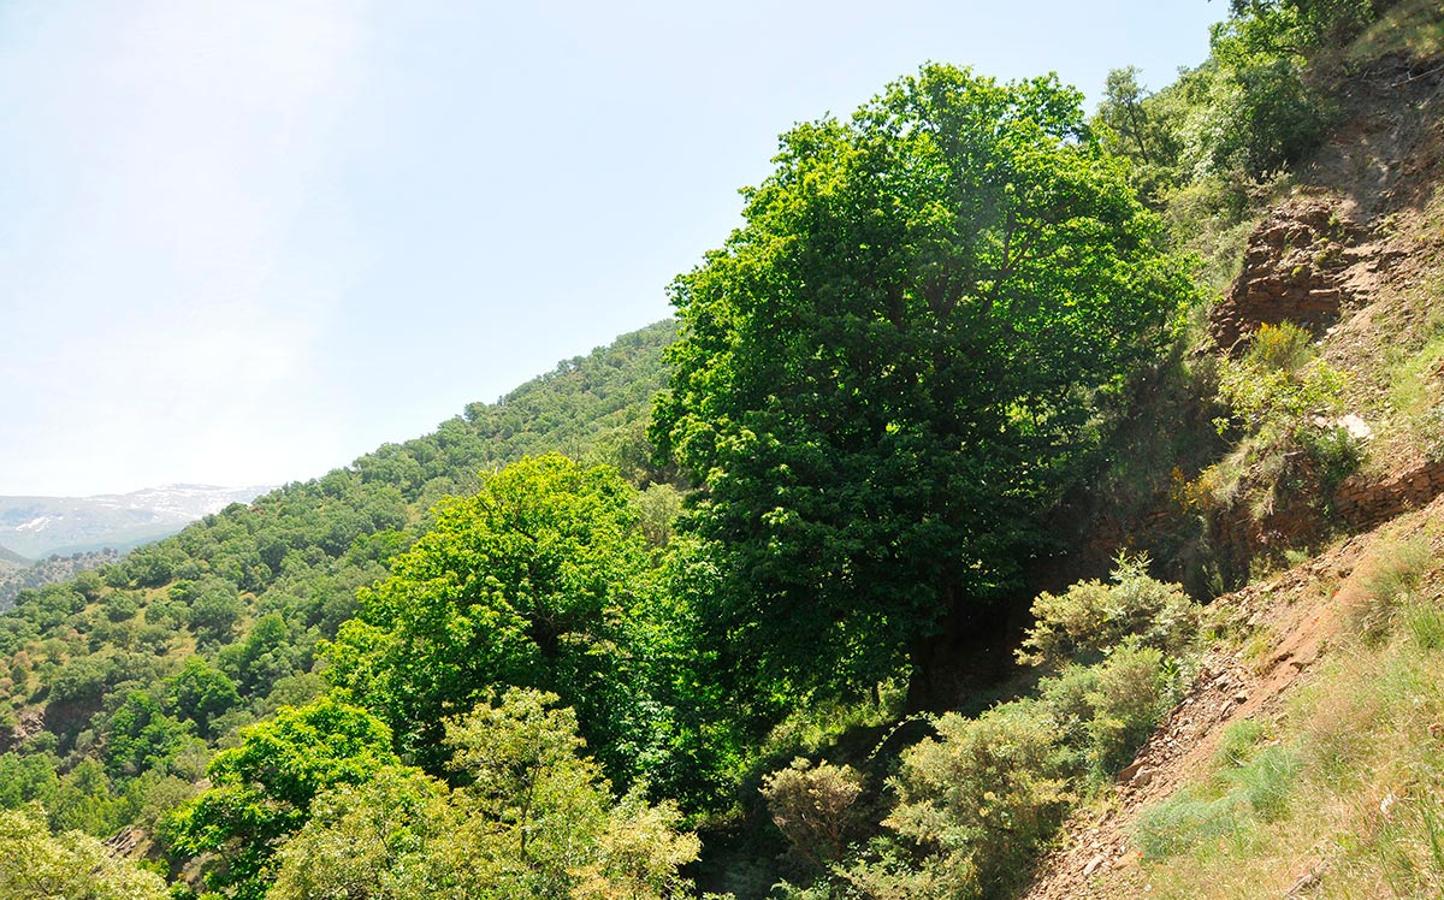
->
[0,549,118,612]
[1024,17,1444,895]
[6,4,1440,895]
[1026,496,1444,898]
[0,545,28,569]
[0,320,674,761]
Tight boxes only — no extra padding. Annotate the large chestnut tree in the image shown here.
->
[651,65,1194,713]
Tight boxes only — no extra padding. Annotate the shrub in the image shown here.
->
[1209,322,1362,510]
[835,838,980,900]
[1018,555,1200,668]
[760,757,865,870]
[885,701,1076,896]
[572,788,702,900]
[1300,423,1367,493]
[1086,644,1178,773]
[1216,324,1347,437]
[1040,642,1179,778]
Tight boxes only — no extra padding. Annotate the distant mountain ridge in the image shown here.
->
[0,543,28,569]
[0,484,273,558]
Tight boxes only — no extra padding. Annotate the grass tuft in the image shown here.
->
[1347,538,1433,643]
[1404,601,1444,651]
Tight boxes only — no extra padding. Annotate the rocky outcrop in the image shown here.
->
[1210,199,1376,353]
[0,707,44,754]
[1334,457,1444,528]
[103,826,146,859]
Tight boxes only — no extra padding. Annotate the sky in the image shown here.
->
[0,0,1224,497]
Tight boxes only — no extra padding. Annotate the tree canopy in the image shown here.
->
[268,689,700,900]
[651,64,1194,711]
[167,698,399,899]
[325,454,676,784]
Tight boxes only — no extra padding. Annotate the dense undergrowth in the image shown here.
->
[1,1,1440,898]
[758,559,1202,899]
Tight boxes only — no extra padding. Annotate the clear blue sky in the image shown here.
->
[0,0,1223,496]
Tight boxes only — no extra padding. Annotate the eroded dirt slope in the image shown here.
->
[1025,47,1444,900]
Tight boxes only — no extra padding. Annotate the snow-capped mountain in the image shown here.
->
[0,484,274,558]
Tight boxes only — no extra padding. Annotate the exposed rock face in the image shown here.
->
[1210,199,1370,353]
[0,707,44,754]
[1334,457,1444,528]
[103,825,148,860]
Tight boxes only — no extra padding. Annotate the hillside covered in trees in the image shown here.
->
[3,2,1444,898]
[0,549,118,612]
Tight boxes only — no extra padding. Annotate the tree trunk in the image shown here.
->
[905,589,1028,713]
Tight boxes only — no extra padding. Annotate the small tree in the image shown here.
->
[326,454,671,784]
[760,757,865,870]
[444,687,609,889]
[168,698,398,900]
[102,690,192,778]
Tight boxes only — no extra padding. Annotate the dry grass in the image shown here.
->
[1133,532,1444,899]
[1341,536,1434,642]
[1348,0,1444,65]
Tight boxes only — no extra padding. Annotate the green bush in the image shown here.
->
[1018,555,1200,668]
[1301,424,1367,493]
[1040,642,1179,778]
[760,757,865,870]
[1209,322,1363,510]
[1216,323,1346,436]
[885,701,1076,897]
